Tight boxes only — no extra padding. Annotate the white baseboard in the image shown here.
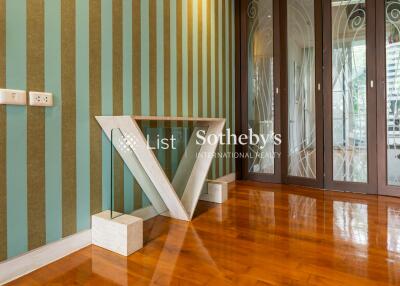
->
[0,230,91,285]
[131,205,159,221]
[215,172,236,183]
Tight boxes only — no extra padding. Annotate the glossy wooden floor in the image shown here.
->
[8,181,400,285]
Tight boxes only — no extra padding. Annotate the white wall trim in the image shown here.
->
[0,230,92,285]
[131,205,159,221]
[215,172,236,183]
[0,172,236,285]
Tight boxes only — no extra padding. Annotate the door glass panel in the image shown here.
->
[287,0,316,178]
[385,0,400,186]
[331,0,368,183]
[247,0,275,174]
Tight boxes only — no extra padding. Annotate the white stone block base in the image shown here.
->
[200,180,228,203]
[92,210,143,256]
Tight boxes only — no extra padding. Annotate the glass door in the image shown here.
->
[283,0,324,187]
[377,0,400,196]
[323,0,377,194]
[240,0,282,182]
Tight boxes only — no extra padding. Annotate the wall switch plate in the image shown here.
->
[29,91,53,107]
[0,89,27,105]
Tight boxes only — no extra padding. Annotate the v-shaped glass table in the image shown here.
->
[96,116,225,221]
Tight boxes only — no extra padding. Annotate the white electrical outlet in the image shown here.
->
[0,89,27,105]
[29,91,53,107]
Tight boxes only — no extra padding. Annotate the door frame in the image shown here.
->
[322,0,377,194]
[281,0,325,188]
[376,0,400,197]
[239,0,282,183]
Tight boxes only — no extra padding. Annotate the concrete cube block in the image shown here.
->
[92,210,143,256]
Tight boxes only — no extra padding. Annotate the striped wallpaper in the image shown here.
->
[0,0,235,262]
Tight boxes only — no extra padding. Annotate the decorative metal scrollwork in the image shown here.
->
[247,0,259,19]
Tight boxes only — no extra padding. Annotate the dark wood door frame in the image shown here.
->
[281,0,325,188]
[235,0,397,197]
[376,0,400,197]
[238,0,282,183]
[322,0,377,194]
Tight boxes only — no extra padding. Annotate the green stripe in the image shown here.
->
[0,0,6,261]
[170,0,177,116]
[123,0,134,213]
[141,0,150,115]
[202,0,207,117]
[6,0,28,258]
[182,0,188,117]
[157,0,164,116]
[217,0,222,178]
[193,0,199,117]
[76,0,90,231]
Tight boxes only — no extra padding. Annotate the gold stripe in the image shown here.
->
[222,0,226,175]
[27,0,46,250]
[207,0,211,116]
[197,0,203,117]
[228,0,233,173]
[0,0,6,261]
[187,0,193,117]
[149,0,157,116]
[89,0,102,215]
[206,0,212,179]
[215,0,219,177]
[164,0,172,181]
[177,0,182,117]
[61,0,77,237]
[132,0,141,115]
[113,0,124,213]
[132,0,142,208]
[164,0,171,117]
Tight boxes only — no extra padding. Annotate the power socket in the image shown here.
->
[0,89,27,105]
[29,91,53,107]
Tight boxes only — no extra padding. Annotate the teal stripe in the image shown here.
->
[192,0,198,117]
[123,0,134,213]
[140,0,150,206]
[211,0,215,178]
[181,0,188,117]
[101,0,113,210]
[157,0,164,116]
[76,0,90,231]
[218,0,223,177]
[45,0,62,243]
[156,0,166,191]
[202,0,207,117]
[225,0,230,173]
[170,0,177,116]
[140,0,149,116]
[169,0,178,180]
[6,0,27,258]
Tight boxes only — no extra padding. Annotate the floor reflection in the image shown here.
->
[333,201,369,246]
[289,194,317,233]
[388,207,400,253]
[8,181,400,286]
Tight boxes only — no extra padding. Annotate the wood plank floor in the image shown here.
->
[7,181,400,285]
